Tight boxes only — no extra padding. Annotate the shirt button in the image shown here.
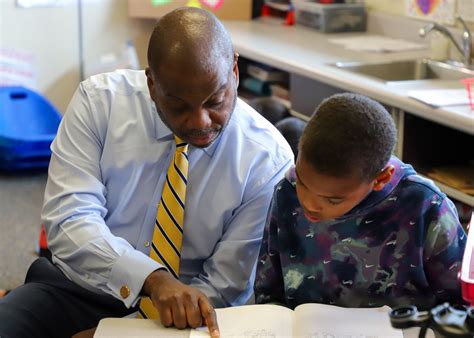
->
[120,285,130,299]
[144,241,150,247]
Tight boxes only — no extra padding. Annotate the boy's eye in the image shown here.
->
[327,198,343,205]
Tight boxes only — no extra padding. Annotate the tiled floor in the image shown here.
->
[0,172,47,290]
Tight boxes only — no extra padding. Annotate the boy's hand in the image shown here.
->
[143,270,220,337]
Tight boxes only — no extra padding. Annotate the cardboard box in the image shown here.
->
[128,0,253,21]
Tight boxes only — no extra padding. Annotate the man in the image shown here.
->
[0,7,293,338]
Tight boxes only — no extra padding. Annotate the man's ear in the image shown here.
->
[373,165,395,191]
[145,67,155,100]
[233,52,240,88]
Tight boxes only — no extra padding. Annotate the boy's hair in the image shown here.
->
[300,93,396,181]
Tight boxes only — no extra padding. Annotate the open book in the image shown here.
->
[94,303,403,338]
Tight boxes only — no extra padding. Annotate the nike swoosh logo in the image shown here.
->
[449,263,458,270]
[342,280,353,285]
[323,260,331,264]
[365,264,374,268]
[290,254,297,258]
[365,219,374,224]
[386,240,397,246]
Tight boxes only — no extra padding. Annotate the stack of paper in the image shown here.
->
[408,89,470,107]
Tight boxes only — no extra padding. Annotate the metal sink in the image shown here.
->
[331,59,474,82]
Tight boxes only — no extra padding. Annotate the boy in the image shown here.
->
[255,93,467,311]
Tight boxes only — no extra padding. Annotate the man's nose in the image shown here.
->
[189,107,212,129]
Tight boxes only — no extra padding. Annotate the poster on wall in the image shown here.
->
[405,0,456,24]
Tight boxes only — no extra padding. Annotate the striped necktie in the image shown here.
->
[139,136,189,319]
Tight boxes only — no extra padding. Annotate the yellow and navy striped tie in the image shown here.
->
[139,136,189,319]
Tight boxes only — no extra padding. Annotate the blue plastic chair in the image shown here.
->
[0,86,62,170]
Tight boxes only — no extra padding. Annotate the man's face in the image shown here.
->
[295,154,375,222]
[146,55,239,148]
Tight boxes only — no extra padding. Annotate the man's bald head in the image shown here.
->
[147,7,234,76]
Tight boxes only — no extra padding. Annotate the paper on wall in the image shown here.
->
[0,48,37,89]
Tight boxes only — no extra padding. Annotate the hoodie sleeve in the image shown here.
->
[254,185,287,306]
[423,195,467,304]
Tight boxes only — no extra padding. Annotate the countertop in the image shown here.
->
[223,17,474,135]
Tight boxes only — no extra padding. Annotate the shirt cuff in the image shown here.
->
[107,249,163,308]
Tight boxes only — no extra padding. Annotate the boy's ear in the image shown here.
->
[373,165,395,191]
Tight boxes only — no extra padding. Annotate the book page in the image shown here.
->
[293,303,403,338]
[191,304,293,338]
[94,318,190,337]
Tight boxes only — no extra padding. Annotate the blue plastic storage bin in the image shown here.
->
[0,86,62,170]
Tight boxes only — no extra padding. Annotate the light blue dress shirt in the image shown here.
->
[41,69,293,308]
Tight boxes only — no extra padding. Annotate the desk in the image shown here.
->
[224,16,473,134]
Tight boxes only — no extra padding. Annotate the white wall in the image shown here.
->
[0,0,154,112]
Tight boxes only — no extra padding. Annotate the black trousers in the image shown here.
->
[0,258,137,338]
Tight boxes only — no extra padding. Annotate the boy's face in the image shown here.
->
[295,154,377,222]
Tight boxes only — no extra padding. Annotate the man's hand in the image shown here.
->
[143,270,220,337]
